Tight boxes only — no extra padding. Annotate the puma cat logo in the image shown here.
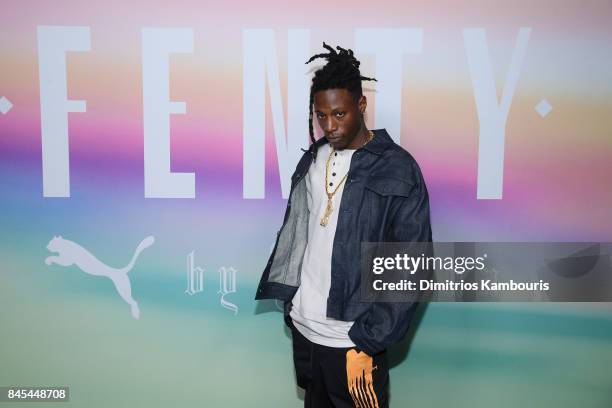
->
[45,235,155,319]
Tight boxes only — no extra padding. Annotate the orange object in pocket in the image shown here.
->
[345,349,379,408]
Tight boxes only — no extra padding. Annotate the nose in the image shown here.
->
[323,116,337,134]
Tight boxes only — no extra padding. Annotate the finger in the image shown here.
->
[359,372,375,408]
[352,379,365,408]
[348,385,361,408]
[356,373,370,408]
[365,373,379,408]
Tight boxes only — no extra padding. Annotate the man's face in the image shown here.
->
[314,88,366,150]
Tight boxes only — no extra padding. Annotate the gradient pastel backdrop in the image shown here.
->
[1,0,611,407]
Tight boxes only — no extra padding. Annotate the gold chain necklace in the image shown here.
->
[319,130,374,227]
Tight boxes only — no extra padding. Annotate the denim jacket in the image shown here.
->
[255,128,432,355]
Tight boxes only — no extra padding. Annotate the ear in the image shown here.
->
[358,95,367,114]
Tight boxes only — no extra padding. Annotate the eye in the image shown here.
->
[335,112,346,118]
[316,113,326,119]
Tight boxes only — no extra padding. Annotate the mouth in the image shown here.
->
[326,135,342,143]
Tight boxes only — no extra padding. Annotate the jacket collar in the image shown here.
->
[307,128,393,161]
[362,128,393,156]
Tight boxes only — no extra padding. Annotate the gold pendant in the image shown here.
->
[320,197,334,227]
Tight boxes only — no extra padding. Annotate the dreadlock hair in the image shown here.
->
[305,42,377,147]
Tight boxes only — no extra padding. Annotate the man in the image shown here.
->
[255,42,432,408]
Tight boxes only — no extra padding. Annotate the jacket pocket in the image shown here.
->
[364,175,414,197]
[363,176,415,241]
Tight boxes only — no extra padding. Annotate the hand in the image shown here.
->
[345,348,379,408]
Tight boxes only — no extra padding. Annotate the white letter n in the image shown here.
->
[242,29,310,199]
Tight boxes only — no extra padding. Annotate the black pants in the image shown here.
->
[289,319,389,408]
